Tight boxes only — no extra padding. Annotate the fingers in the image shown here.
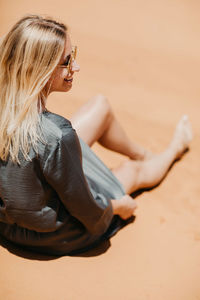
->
[118,195,138,220]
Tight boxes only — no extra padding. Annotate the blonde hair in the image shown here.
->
[0,14,67,164]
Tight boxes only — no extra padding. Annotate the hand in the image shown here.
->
[111,195,138,220]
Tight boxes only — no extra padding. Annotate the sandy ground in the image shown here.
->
[0,1,200,299]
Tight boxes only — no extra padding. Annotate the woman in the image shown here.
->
[0,15,192,256]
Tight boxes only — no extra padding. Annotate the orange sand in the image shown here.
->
[0,1,200,299]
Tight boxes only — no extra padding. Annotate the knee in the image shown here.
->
[92,94,113,120]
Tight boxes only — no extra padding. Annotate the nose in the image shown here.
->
[71,60,80,72]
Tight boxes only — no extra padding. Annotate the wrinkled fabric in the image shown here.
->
[0,111,125,255]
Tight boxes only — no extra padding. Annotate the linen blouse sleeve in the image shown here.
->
[43,127,114,236]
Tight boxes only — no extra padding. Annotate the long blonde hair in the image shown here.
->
[0,15,67,164]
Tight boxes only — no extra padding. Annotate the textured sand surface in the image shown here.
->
[0,1,200,299]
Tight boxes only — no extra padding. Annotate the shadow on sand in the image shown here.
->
[0,215,136,260]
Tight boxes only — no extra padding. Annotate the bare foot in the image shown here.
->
[172,115,193,159]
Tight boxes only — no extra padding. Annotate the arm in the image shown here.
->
[43,127,114,236]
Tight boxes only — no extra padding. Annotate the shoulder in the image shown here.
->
[39,111,79,163]
[40,111,74,142]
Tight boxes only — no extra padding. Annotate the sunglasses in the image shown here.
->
[58,46,77,72]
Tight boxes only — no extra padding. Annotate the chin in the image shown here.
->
[57,85,72,92]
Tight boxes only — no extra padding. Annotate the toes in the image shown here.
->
[173,115,193,152]
[182,114,188,122]
[185,124,193,142]
[178,115,193,139]
[178,115,189,128]
[182,115,193,142]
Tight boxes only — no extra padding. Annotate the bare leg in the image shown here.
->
[70,95,192,194]
[70,94,151,160]
[112,115,192,194]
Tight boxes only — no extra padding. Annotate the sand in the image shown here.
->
[0,1,200,299]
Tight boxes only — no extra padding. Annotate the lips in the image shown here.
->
[64,77,73,82]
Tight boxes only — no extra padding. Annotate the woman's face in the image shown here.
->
[45,34,80,94]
